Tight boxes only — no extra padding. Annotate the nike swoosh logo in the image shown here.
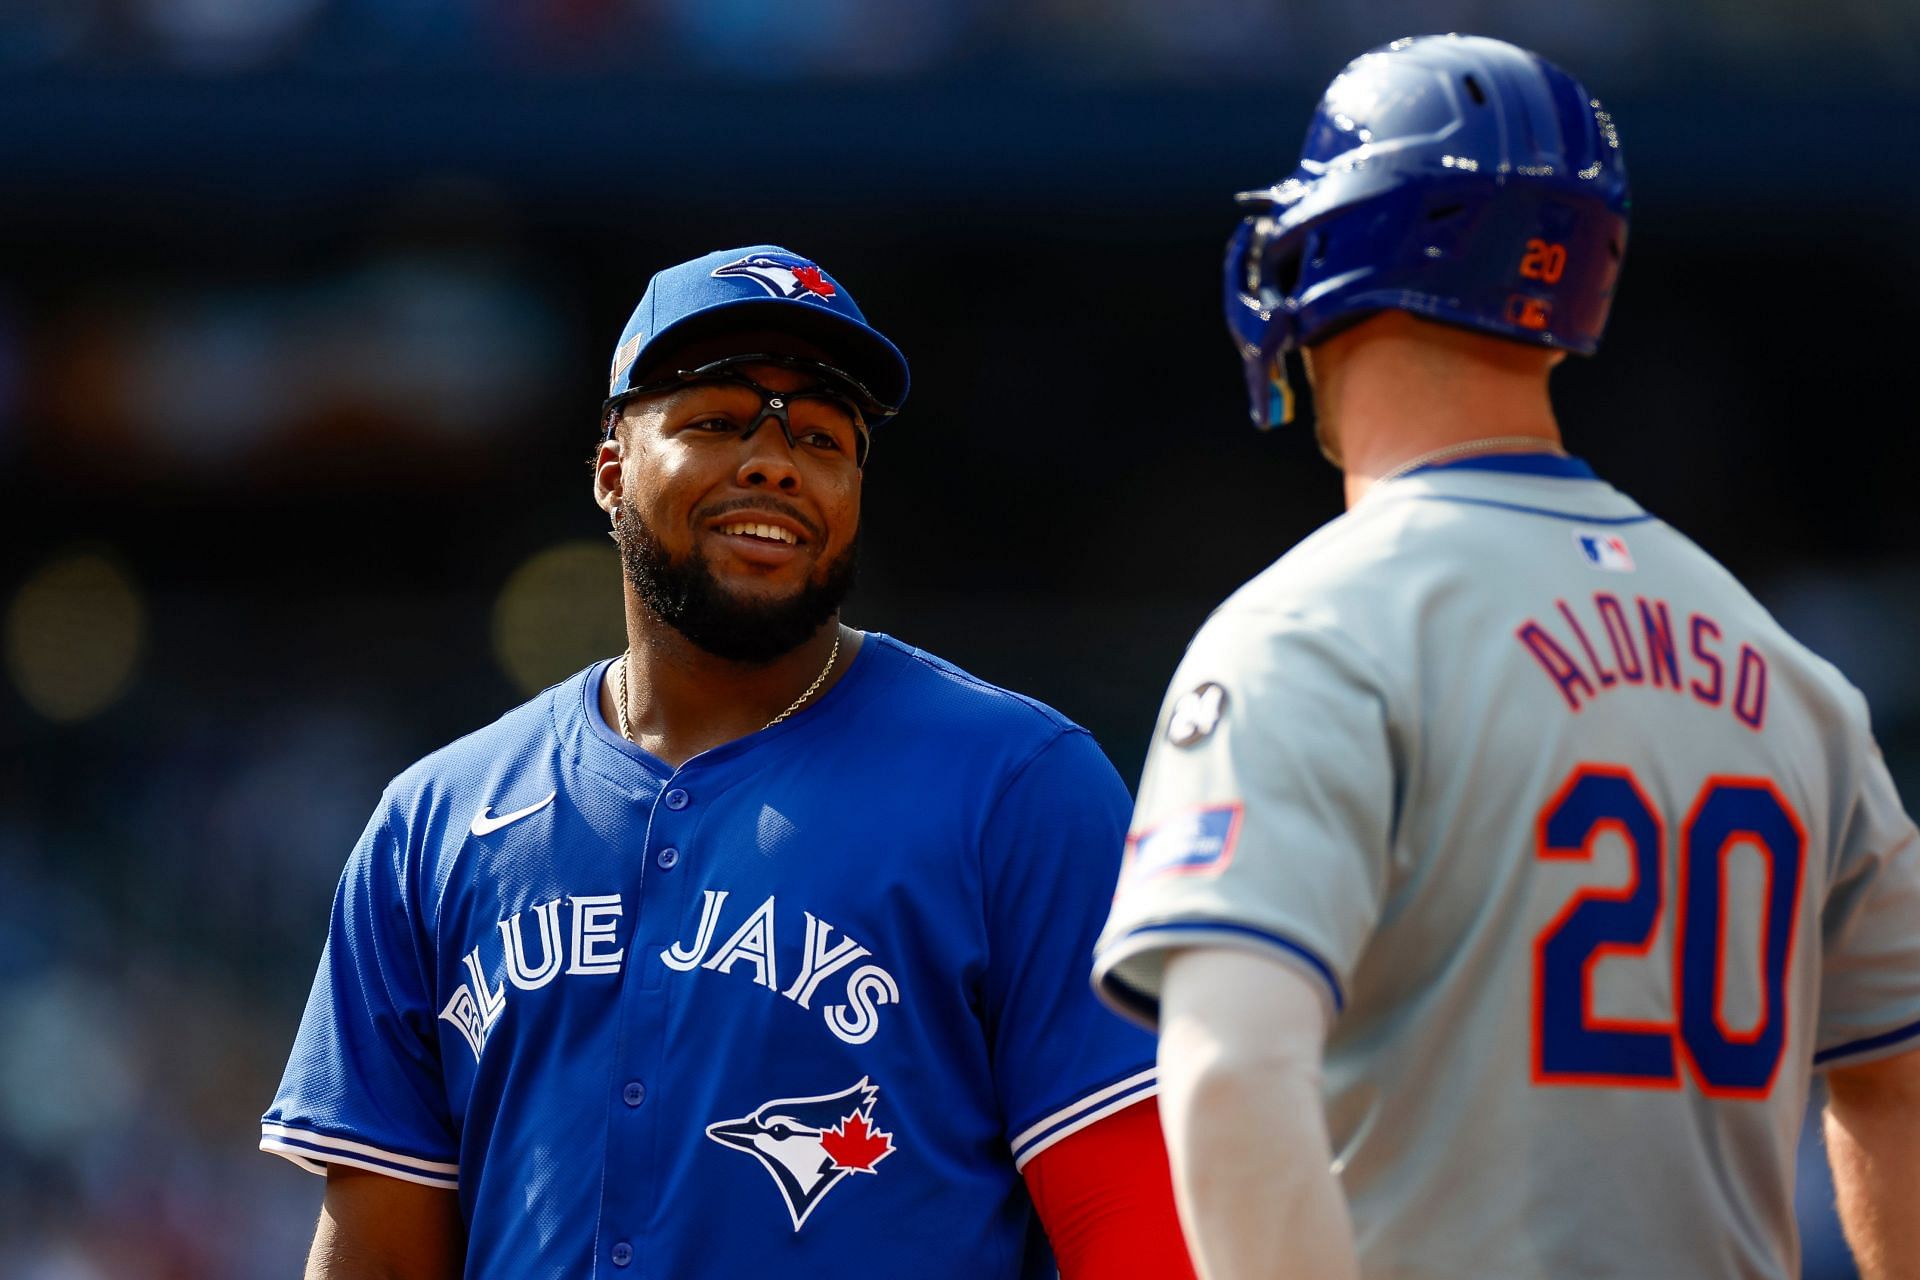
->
[470,791,557,837]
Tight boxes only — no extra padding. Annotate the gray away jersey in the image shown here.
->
[1094,455,1920,1280]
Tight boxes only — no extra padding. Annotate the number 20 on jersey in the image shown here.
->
[1533,766,1806,1098]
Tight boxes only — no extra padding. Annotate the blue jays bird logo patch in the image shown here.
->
[712,252,840,303]
[707,1077,896,1230]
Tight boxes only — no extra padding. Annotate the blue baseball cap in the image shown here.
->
[603,245,910,420]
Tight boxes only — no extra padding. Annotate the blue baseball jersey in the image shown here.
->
[264,632,1156,1278]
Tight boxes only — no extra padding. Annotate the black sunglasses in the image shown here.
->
[604,353,897,421]
[601,353,892,466]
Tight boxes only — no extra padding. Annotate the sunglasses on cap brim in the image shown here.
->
[602,353,899,426]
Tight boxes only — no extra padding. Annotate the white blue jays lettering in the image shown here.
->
[438,893,625,1060]
[661,890,900,1045]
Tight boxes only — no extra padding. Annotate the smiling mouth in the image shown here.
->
[715,521,800,546]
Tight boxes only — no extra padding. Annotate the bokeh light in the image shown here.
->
[5,551,146,723]
[491,540,625,695]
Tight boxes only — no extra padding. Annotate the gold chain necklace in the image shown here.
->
[614,630,842,744]
[1374,436,1565,485]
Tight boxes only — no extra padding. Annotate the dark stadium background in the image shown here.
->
[2,2,1915,1273]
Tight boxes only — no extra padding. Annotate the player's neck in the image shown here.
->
[1309,317,1564,508]
[606,615,857,767]
[1338,416,1563,508]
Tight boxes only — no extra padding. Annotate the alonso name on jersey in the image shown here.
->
[1516,584,1769,726]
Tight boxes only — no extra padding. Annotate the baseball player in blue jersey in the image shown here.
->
[264,246,1196,1278]
[1092,36,1920,1280]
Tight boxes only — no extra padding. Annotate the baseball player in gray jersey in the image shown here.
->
[1092,35,1920,1280]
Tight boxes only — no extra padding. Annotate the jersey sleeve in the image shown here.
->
[1093,606,1397,1029]
[1814,734,1920,1070]
[260,803,461,1189]
[1021,1098,1195,1280]
[979,729,1160,1172]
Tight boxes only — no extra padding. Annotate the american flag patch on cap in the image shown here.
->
[609,332,645,395]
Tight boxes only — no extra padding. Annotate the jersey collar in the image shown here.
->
[1401,452,1597,481]
[578,632,880,776]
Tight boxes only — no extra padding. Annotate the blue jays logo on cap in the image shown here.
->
[706,1077,897,1230]
[712,252,841,303]
[603,245,912,423]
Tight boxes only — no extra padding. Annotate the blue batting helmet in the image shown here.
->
[1225,34,1630,428]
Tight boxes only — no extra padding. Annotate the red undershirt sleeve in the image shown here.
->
[1021,1097,1196,1280]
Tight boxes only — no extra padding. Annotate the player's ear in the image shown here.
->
[593,429,625,518]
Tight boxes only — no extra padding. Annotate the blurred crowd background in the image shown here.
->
[3,1,1917,1275]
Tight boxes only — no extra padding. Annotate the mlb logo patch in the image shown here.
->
[1574,529,1635,572]
[1125,804,1242,882]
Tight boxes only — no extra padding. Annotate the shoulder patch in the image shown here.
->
[1124,804,1243,881]
[1166,682,1229,747]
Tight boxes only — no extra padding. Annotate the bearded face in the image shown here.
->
[614,493,857,665]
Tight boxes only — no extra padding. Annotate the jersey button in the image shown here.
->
[623,1080,646,1107]
[663,788,690,810]
[610,1241,633,1267]
[656,846,679,870]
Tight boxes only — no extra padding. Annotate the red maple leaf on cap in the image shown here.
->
[821,1110,894,1173]
[791,265,837,298]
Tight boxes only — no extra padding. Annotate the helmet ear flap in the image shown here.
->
[1256,350,1297,431]
[1224,216,1308,429]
